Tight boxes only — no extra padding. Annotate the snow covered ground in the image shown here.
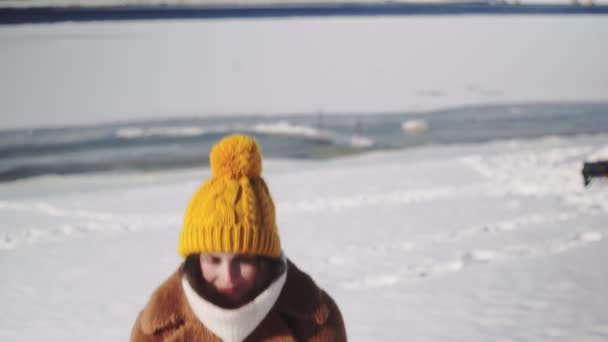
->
[1,133,607,341]
[1,11,608,341]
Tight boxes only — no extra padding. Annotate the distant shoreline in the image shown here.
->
[2,100,607,133]
[2,2,608,25]
[1,101,607,183]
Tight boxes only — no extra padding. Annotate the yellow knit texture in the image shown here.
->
[178,134,281,258]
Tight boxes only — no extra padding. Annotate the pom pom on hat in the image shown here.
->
[210,134,262,179]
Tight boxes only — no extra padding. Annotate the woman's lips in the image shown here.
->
[218,287,239,296]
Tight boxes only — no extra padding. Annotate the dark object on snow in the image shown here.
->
[582,160,608,186]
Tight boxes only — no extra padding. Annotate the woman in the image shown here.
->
[131,134,347,342]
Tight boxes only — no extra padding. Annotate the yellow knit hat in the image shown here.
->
[178,134,281,258]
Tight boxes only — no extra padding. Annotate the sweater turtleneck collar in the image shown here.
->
[181,256,288,342]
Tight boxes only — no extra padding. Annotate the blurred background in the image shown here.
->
[1,1,608,341]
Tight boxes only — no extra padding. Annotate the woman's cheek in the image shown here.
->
[201,262,217,283]
[240,263,257,283]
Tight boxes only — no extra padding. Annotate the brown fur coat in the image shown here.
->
[131,260,347,342]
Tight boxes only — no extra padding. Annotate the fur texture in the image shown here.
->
[131,259,347,342]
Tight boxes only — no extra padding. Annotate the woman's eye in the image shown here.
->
[203,256,221,265]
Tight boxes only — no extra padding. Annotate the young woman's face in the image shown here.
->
[199,253,260,305]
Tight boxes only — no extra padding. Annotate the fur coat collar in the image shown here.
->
[131,259,347,342]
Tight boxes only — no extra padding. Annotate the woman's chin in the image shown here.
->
[217,290,247,306]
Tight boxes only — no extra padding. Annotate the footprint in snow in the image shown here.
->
[341,274,400,289]
[328,255,349,266]
[576,231,603,242]
[462,249,497,264]
[0,233,17,250]
[419,249,498,277]
[550,231,603,254]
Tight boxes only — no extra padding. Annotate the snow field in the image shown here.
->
[3,134,607,340]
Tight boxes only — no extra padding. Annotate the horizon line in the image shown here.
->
[2,2,608,25]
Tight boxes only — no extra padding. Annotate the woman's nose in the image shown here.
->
[220,262,239,284]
